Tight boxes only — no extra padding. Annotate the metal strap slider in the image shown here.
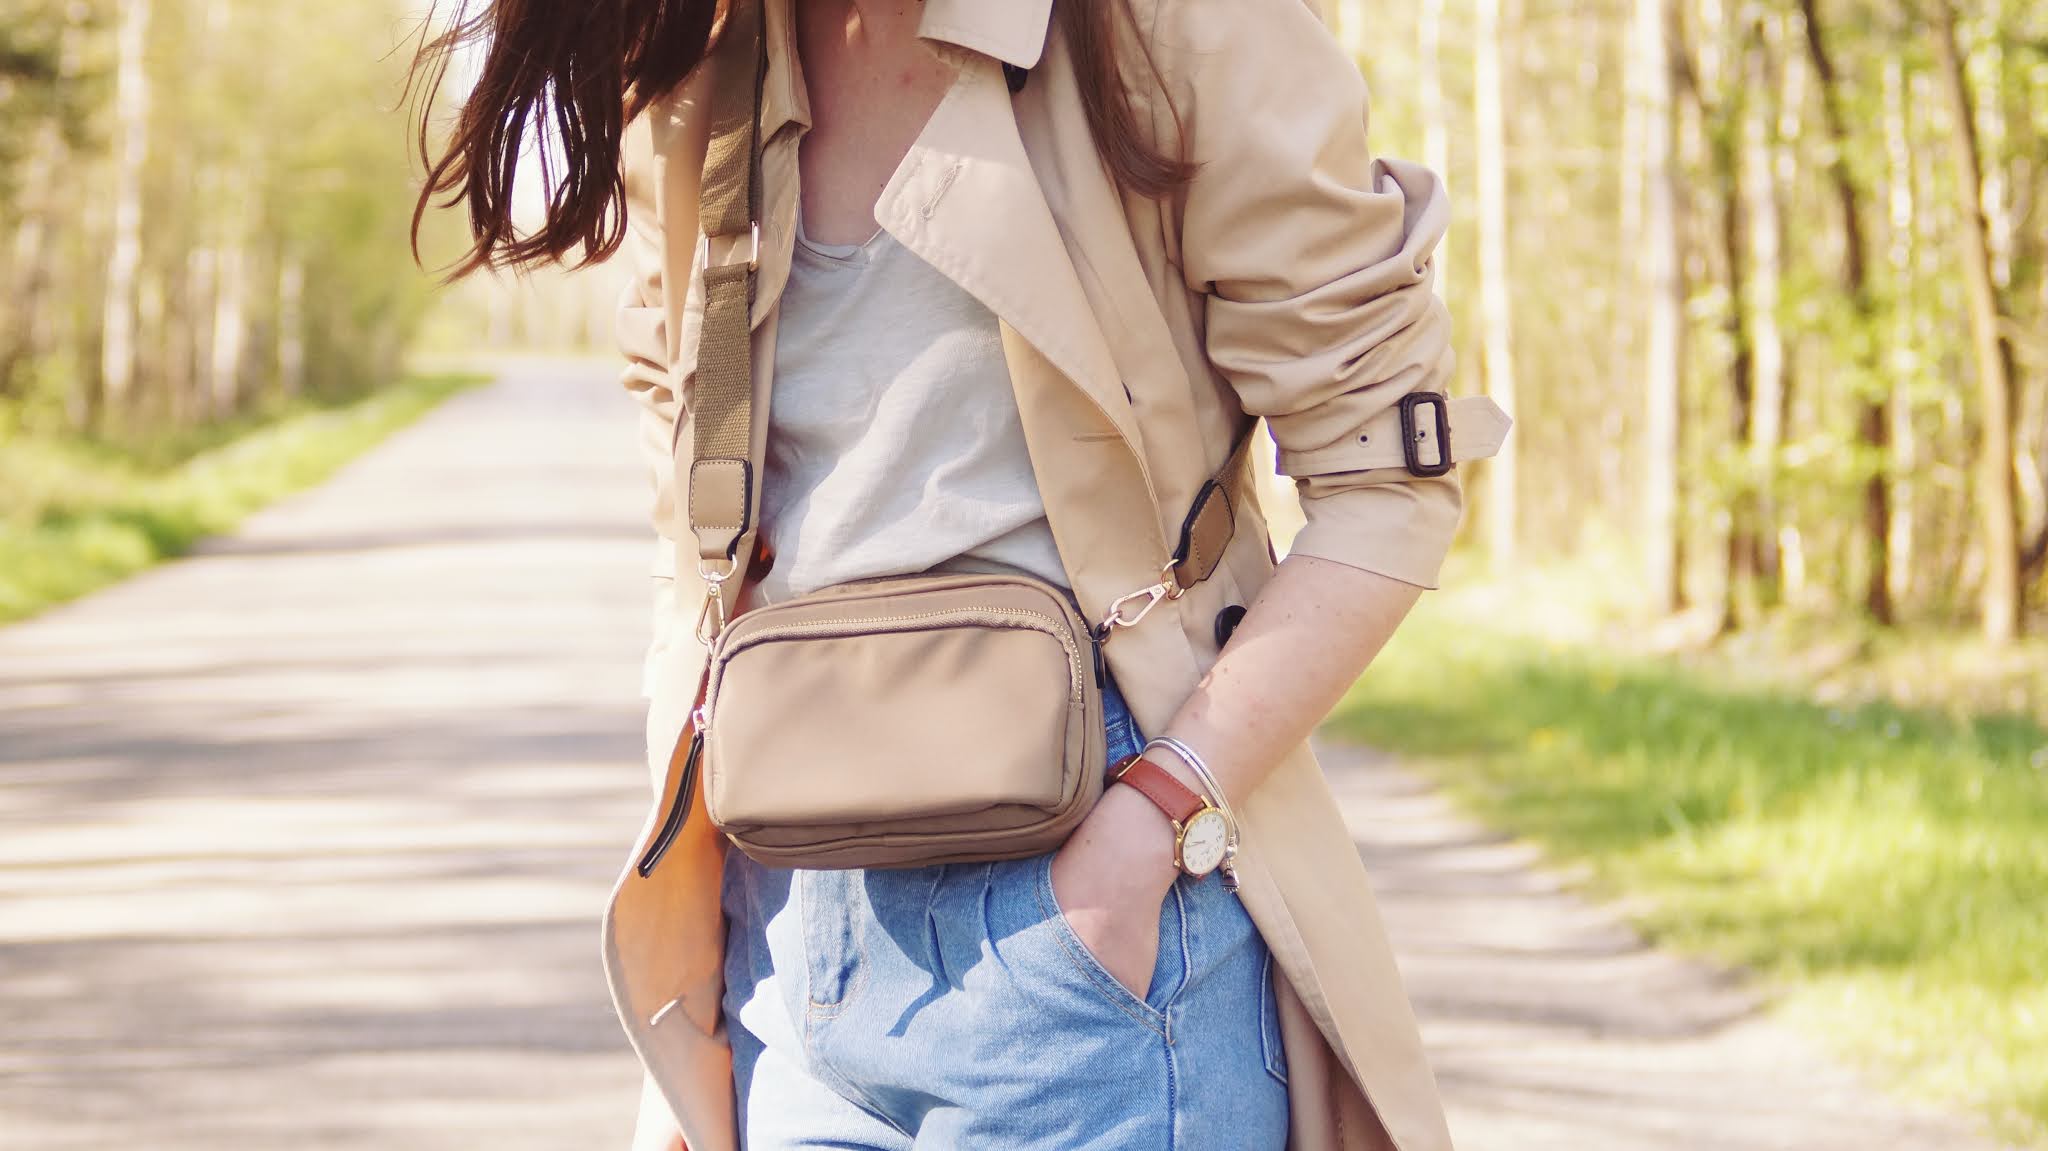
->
[698,222,760,272]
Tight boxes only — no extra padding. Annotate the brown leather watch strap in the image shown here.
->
[1111,755,1207,825]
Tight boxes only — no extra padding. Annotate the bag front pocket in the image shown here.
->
[699,573,1105,868]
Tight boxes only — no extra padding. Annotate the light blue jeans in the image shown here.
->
[719,672,1290,1149]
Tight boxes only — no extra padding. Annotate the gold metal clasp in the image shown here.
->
[1092,559,1186,642]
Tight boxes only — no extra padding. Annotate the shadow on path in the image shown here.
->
[0,360,654,1151]
[1323,739,2013,1151]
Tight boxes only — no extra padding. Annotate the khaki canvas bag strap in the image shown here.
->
[686,0,767,608]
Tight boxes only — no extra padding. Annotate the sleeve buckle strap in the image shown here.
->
[1398,390,1454,477]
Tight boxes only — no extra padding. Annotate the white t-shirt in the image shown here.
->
[749,217,1068,606]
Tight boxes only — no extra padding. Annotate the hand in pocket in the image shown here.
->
[1047,783,1180,996]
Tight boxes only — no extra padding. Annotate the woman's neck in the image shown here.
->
[794,0,958,246]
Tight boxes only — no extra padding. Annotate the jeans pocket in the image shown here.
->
[1258,949,1290,1085]
[1035,852,1180,1031]
[798,868,867,1017]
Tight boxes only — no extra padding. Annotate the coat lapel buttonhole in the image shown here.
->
[921,161,963,220]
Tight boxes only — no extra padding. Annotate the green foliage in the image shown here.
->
[1335,580,2048,1143]
[0,0,454,414]
[0,371,484,623]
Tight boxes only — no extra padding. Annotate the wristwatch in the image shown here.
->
[1110,754,1234,878]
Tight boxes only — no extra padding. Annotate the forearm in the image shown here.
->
[1150,552,1423,803]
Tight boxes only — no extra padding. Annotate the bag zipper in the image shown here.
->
[703,604,1086,729]
[635,726,702,877]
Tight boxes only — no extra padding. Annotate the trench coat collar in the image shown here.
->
[759,0,1057,143]
[746,0,1150,487]
[709,0,1163,633]
[872,56,1152,474]
[917,0,1057,67]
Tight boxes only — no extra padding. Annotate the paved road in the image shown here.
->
[0,361,652,1149]
[0,361,2010,1149]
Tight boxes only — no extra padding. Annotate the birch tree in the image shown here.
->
[1929,0,2020,641]
[1474,0,1519,564]
[99,0,152,422]
[1640,0,1686,614]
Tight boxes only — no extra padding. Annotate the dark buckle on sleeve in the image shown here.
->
[1398,391,1453,477]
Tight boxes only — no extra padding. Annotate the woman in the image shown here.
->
[414,0,1507,1147]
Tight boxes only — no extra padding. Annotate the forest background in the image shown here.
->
[0,0,2042,1143]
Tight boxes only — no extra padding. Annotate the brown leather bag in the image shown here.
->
[649,0,1253,871]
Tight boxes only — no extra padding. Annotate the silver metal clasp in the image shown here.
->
[693,560,737,647]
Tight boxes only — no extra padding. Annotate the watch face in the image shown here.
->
[1179,809,1230,877]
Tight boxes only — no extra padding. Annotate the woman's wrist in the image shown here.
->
[1142,734,1242,889]
[1078,782,1181,893]
[1134,737,1209,797]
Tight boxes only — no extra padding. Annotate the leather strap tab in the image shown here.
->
[688,457,754,564]
[1112,755,1207,825]
[1169,427,1255,590]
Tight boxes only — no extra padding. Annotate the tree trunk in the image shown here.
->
[1883,57,1926,612]
[210,244,248,418]
[1,119,64,396]
[1419,0,1450,298]
[1929,0,2020,641]
[99,0,153,426]
[1640,0,1685,615]
[278,257,306,399]
[1474,0,1519,565]
[1707,8,1758,633]
[1801,0,1893,623]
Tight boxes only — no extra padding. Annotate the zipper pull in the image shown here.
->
[636,729,703,877]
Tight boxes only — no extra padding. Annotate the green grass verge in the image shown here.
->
[1331,580,2048,1144]
[0,372,485,624]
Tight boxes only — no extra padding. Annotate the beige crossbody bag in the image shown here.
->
[628,0,1260,874]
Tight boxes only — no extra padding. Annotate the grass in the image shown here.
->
[0,371,485,624]
[1332,572,2048,1144]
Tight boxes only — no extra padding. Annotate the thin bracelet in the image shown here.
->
[1143,735,1242,892]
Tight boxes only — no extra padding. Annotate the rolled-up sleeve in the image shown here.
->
[1167,0,1468,590]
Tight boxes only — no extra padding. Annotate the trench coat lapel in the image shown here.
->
[874,55,1190,659]
[874,57,1149,475]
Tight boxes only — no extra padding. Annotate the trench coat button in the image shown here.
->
[1214,604,1248,648]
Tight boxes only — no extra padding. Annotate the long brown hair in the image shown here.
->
[407,0,1190,280]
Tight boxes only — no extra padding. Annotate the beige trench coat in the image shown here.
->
[604,1,1509,1148]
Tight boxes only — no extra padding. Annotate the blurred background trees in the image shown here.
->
[4,0,2044,649]
[1333,0,2048,646]
[0,0,445,440]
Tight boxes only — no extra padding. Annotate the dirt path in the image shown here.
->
[0,360,2009,1149]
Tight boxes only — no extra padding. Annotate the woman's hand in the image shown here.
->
[1048,781,1182,996]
